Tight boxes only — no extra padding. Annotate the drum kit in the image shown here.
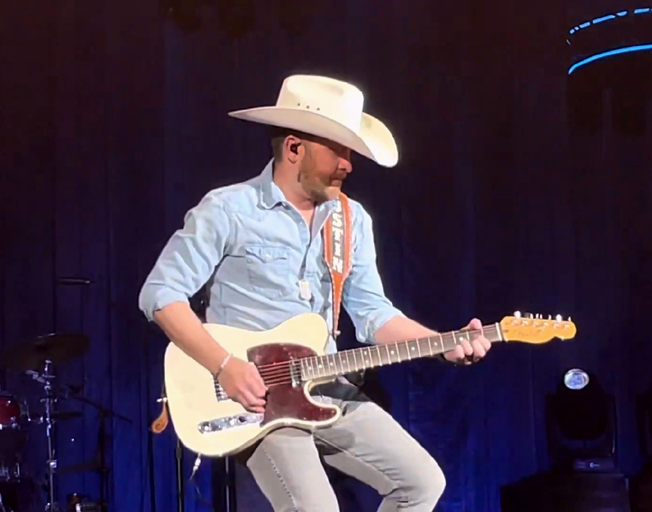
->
[0,332,129,512]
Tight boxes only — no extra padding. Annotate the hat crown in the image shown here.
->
[275,75,364,132]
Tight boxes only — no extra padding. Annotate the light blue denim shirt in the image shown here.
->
[138,159,404,354]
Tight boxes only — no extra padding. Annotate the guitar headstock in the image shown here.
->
[500,311,577,344]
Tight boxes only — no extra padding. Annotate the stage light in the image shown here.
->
[546,369,616,472]
[501,369,630,512]
[564,368,590,390]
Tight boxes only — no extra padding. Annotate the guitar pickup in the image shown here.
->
[197,413,264,433]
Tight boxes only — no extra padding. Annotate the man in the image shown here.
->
[139,75,491,511]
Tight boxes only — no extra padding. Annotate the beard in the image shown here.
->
[299,162,343,204]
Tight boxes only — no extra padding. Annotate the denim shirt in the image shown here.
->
[138,159,404,354]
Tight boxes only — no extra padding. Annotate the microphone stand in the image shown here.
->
[176,438,184,512]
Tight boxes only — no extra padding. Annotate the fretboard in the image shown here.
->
[299,323,504,381]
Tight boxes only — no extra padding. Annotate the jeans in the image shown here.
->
[242,379,446,512]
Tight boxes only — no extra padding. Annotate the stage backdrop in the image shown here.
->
[1,0,651,511]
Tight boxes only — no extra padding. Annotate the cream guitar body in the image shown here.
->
[163,311,576,457]
[164,313,340,457]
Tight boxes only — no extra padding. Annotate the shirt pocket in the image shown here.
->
[244,244,292,299]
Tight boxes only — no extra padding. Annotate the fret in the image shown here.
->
[376,345,383,366]
[495,322,503,341]
[362,348,371,368]
[394,343,403,362]
[308,357,314,379]
[416,339,422,358]
[426,336,434,356]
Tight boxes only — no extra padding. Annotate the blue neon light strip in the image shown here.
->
[569,6,651,35]
[593,14,615,24]
[568,44,652,74]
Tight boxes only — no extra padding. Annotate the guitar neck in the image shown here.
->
[300,323,505,381]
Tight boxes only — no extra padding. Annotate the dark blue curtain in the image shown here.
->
[2,0,652,511]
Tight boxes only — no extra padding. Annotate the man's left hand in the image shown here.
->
[443,318,492,365]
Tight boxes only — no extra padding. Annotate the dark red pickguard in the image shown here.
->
[247,343,337,426]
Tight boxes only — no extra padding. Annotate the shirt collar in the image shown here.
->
[258,159,287,210]
[256,158,340,213]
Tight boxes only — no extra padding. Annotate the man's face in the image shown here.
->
[298,137,352,204]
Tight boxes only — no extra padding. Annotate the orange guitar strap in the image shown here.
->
[323,193,354,339]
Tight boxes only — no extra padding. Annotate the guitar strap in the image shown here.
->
[323,193,354,340]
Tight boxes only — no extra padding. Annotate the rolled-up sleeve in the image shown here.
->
[138,192,231,322]
[342,206,404,344]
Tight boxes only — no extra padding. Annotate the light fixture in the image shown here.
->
[564,368,590,390]
[546,369,616,472]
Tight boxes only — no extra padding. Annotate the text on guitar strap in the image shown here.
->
[323,193,353,339]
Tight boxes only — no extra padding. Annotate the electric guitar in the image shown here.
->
[163,312,577,457]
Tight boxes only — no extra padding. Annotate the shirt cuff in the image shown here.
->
[361,307,406,344]
[139,285,189,322]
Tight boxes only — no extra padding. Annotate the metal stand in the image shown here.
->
[176,439,184,512]
[42,360,59,512]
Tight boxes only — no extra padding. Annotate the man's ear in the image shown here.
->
[285,136,302,163]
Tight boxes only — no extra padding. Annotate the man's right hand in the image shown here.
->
[217,357,268,413]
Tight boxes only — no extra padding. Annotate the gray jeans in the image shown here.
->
[242,379,446,512]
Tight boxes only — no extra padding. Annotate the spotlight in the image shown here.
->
[546,368,616,472]
[501,369,630,512]
[564,368,590,390]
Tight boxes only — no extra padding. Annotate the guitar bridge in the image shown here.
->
[198,413,264,433]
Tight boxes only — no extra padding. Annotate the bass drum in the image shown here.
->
[0,393,26,483]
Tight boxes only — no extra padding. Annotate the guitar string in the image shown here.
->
[215,325,506,391]
[249,324,502,375]
[215,322,560,395]
[250,325,498,376]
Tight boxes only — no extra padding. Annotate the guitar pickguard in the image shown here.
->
[247,343,338,425]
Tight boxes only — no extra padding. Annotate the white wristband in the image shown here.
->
[218,353,233,374]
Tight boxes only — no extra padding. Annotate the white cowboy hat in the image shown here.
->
[228,75,399,168]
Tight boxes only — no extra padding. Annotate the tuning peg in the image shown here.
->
[526,312,534,319]
[514,311,521,318]
[548,315,552,320]
[555,314,562,322]
[568,316,572,322]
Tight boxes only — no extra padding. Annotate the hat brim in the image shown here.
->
[228,107,398,168]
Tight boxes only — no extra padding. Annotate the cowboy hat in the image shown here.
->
[228,75,399,168]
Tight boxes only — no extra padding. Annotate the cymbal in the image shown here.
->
[1,333,89,370]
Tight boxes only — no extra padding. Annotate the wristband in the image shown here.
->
[215,353,233,377]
